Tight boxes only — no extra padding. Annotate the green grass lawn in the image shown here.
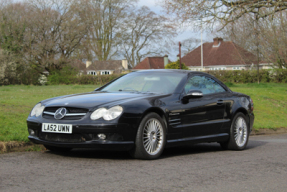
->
[230,83,287,130]
[0,83,286,142]
[0,85,99,142]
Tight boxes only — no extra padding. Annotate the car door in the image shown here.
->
[180,75,227,137]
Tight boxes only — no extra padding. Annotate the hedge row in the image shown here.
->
[206,69,287,83]
[48,69,287,86]
[2,68,287,85]
[47,72,122,85]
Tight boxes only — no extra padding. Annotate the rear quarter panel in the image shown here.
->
[221,92,254,133]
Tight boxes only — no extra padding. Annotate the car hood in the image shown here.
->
[42,91,159,109]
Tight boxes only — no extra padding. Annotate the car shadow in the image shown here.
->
[160,140,267,159]
[45,140,267,160]
[46,149,132,160]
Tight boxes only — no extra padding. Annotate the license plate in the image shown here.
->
[42,123,72,134]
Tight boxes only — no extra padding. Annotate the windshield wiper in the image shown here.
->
[119,88,139,92]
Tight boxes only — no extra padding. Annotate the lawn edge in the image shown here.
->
[0,141,45,153]
[250,127,287,136]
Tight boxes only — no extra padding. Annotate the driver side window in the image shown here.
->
[185,75,226,95]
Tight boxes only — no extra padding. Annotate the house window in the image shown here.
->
[88,71,97,75]
[233,67,240,70]
[101,71,111,75]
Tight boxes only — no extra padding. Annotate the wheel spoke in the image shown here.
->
[234,117,248,147]
[142,118,164,155]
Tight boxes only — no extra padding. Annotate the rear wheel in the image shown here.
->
[44,145,72,152]
[220,112,249,150]
[130,113,166,160]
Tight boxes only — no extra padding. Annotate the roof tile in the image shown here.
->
[182,40,259,66]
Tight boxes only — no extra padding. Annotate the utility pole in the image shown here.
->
[254,9,260,84]
[201,22,203,70]
[179,42,182,69]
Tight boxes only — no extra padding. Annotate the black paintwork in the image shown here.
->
[27,70,254,150]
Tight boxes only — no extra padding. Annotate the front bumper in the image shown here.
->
[28,136,134,150]
[27,120,135,151]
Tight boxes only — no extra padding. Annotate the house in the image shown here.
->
[133,55,170,70]
[181,37,271,71]
[71,59,129,75]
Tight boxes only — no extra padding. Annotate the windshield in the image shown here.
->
[99,72,185,94]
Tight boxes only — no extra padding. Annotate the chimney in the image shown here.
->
[122,59,128,70]
[164,55,169,67]
[213,37,223,47]
[86,60,92,68]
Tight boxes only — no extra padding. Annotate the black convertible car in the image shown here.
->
[27,70,254,159]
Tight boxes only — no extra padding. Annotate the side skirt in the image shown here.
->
[166,133,229,148]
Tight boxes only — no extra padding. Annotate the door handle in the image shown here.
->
[217,100,224,105]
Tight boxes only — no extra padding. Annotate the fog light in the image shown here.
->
[98,134,106,140]
[28,129,35,136]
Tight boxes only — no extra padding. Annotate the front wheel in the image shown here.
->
[220,112,249,150]
[130,113,166,160]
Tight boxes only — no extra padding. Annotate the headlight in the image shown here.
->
[30,103,45,117]
[90,106,123,121]
[90,108,108,120]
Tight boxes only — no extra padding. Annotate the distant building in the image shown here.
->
[182,37,271,71]
[133,55,170,70]
[71,59,129,75]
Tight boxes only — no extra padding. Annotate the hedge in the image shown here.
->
[47,72,123,85]
[2,68,287,86]
[206,69,287,83]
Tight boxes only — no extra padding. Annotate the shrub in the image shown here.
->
[165,60,189,70]
[0,64,41,85]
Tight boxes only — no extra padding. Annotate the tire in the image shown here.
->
[129,113,166,160]
[44,145,72,152]
[220,112,249,150]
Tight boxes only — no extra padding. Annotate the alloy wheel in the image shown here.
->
[143,118,164,155]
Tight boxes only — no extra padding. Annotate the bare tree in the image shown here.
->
[161,0,287,29]
[0,1,31,83]
[22,0,89,74]
[259,11,287,68]
[120,6,176,67]
[76,0,137,61]
[220,10,287,69]
[0,1,28,57]
[180,37,204,56]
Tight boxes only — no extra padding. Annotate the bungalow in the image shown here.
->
[182,37,271,71]
[71,59,129,75]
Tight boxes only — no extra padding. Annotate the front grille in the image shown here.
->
[39,132,93,143]
[44,107,88,113]
[43,107,88,120]
[42,114,84,120]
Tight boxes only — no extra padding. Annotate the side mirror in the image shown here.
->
[183,90,203,100]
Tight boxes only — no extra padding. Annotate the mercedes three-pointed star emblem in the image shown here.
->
[54,107,67,119]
